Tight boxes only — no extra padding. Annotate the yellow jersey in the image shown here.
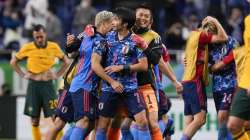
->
[243,15,250,48]
[233,47,250,89]
[182,31,209,85]
[15,41,65,74]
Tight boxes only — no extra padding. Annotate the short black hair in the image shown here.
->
[113,7,135,29]
[33,24,46,32]
[135,3,153,21]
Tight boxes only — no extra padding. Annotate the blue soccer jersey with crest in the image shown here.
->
[69,33,105,93]
[93,31,147,93]
[208,36,238,92]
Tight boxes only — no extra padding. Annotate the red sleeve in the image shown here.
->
[199,32,213,46]
[222,51,234,64]
[162,45,170,62]
[132,34,148,50]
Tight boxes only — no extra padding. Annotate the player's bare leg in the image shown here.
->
[182,110,206,139]
[228,116,249,140]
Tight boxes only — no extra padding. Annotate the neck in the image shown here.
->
[118,28,130,40]
[96,27,105,36]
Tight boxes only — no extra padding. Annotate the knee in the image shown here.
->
[98,116,110,130]
[194,116,206,127]
[227,121,241,134]
[135,115,148,128]
[218,112,229,125]
[76,117,89,129]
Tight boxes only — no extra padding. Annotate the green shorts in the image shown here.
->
[24,80,57,118]
[230,88,250,120]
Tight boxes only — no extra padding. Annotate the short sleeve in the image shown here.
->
[93,39,107,56]
[199,32,213,46]
[132,34,148,50]
[53,43,65,59]
[222,50,234,65]
[15,45,30,60]
[162,45,170,62]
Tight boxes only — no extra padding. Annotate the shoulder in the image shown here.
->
[148,30,161,38]
[131,33,147,50]
[19,42,36,51]
[47,41,60,48]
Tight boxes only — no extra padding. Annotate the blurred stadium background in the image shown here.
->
[0,0,249,139]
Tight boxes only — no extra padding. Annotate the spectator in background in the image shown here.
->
[46,8,63,46]
[23,0,48,39]
[165,21,185,50]
[182,13,200,40]
[72,0,97,34]
[225,6,244,44]
[1,0,23,53]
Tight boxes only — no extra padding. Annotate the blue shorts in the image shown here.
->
[158,90,171,117]
[70,89,98,121]
[98,90,145,118]
[213,88,235,112]
[182,79,207,116]
[55,89,74,123]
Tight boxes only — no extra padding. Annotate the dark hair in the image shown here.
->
[135,3,153,21]
[113,7,135,29]
[33,24,46,32]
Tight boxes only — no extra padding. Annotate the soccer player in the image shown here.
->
[157,45,177,140]
[10,24,69,140]
[92,7,150,140]
[243,0,250,48]
[66,11,113,140]
[181,16,228,140]
[45,51,78,140]
[208,35,239,140]
[132,5,182,140]
[210,46,250,140]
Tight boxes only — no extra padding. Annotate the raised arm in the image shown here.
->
[203,16,228,43]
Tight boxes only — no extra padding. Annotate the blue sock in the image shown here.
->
[130,124,138,140]
[121,128,134,140]
[227,131,233,140]
[96,128,107,140]
[136,125,151,140]
[62,126,74,140]
[69,127,87,140]
[158,120,166,134]
[218,123,232,140]
[180,134,190,140]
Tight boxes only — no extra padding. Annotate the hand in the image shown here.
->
[104,65,123,74]
[173,81,183,95]
[47,71,58,80]
[23,72,31,79]
[110,80,124,93]
[66,33,75,46]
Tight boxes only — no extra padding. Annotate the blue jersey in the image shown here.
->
[93,31,147,93]
[69,33,105,93]
[208,36,238,92]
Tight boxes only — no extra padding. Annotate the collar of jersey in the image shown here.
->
[115,31,132,42]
